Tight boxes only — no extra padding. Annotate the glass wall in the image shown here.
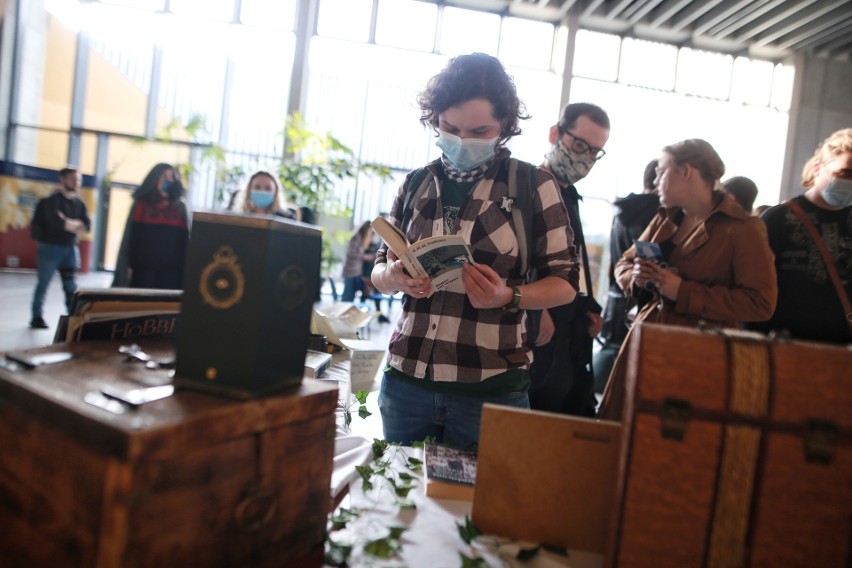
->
[9,0,793,278]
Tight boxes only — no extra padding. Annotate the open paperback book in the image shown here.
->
[371,216,473,296]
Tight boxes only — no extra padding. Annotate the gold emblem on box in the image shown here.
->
[199,245,245,309]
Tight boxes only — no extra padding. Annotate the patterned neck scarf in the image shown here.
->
[440,155,493,183]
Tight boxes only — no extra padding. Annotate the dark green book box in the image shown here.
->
[175,211,321,398]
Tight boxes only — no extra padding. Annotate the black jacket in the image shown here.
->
[601,192,659,344]
[31,191,91,246]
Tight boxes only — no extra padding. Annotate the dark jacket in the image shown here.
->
[600,192,659,345]
[31,191,91,246]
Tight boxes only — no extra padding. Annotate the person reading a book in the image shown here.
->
[370,53,579,448]
[597,139,777,421]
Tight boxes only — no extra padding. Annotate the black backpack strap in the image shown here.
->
[508,159,537,281]
[400,167,432,234]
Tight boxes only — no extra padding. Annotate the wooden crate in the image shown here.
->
[0,340,338,567]
[606,323,852,568]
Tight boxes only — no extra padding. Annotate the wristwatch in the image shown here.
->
[502,286,522,310]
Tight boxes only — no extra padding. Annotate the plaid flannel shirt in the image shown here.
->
[375,152,579,383]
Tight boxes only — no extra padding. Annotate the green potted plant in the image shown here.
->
[278,112,391,285]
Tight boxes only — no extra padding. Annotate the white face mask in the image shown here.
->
[436,131,498,171]
[822,177,852,208]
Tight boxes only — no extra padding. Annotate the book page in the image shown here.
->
[404,235,473,295]
[371,216,409,258]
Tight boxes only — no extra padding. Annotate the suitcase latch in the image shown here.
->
[661,398,692,441]
[804,419,839,464]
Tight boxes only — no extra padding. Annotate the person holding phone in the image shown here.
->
[597,139,777,421]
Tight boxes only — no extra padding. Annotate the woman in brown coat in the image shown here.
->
[598,139,777,420]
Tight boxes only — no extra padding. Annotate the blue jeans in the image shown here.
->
[341,276,364,302]
[31,243,80,319]
[378,373,529,448]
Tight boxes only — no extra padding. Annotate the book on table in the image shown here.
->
[424,442,477,501]
[371,216,473,297]
[56,288,183,343]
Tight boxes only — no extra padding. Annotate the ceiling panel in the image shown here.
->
[446,0,852,61]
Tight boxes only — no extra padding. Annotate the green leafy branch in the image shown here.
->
[342,390,372,432]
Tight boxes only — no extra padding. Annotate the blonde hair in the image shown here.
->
[801,128,852,188]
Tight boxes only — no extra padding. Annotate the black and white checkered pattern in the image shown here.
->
[375,152,579,383]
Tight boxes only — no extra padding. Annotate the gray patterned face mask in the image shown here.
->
[545,140,596,185]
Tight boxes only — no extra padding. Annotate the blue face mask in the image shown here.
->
[159,180,170,194]
[250,190,275,209]
[822,177,852,208]
[436,131,498,171]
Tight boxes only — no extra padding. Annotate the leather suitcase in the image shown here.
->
[0,340,338,567]
[606,323,852,568]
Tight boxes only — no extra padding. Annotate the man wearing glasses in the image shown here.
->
[528,102,610,416]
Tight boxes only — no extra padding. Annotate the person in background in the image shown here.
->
[370,53,578,448]
[592,158,660,394]
[598,139,777,421]
[112,163,190,289]
[342,221,376,301]
[753,204,771,217]
[528,102,609,417]
[241,170,295,219]
[722,175,758,214]
[747,128,852,344]
[29,166,91,328]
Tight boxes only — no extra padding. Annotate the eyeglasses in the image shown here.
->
[560,129,606,160]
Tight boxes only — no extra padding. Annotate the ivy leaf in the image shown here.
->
[393,484,413,498]
[457,515,481,545]
[372,438,390,459]
[354,390,370,404]
[397,498,417,509]
[355,464,374,491]
[328,507,361,530]
[324,536,353,566]
[363,536,400,558]
[460,553,489,567]
[397,472,415,482]
[358,405,373,419]
[388,526,407,539]
[405,456,423,470]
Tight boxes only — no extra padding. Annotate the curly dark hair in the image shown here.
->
[418,53,529,144]
[132,163,184,203]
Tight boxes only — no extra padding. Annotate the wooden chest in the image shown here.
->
[606,323,852,568]
[0,340,338,567]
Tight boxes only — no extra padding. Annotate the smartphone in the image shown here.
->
[633,240,662,263]
[5,350,74,369]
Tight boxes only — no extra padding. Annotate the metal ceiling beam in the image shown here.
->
[692,0,755,37]
[559,0,580,17]
[648,0,694,27]
[669,0,724,33]
[778,11,852,50]
[734,0,818,43]
[753,0,849,47]
[709,0,782,39]
[606,0,635,20]
[624,0,667,25]
[582,0,606,17]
